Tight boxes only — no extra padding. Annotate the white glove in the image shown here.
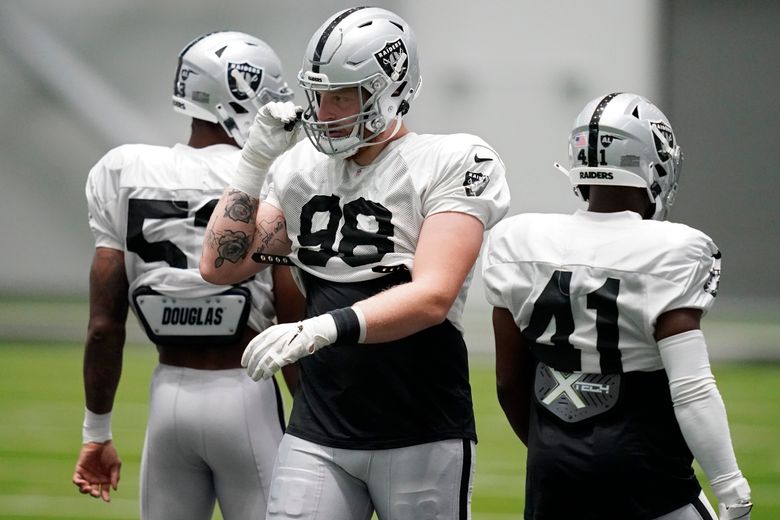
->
[719,501,752,520]
[231,101,303,196]
[242,314,337,381]
[715,476,752,519]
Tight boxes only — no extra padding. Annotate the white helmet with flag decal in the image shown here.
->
[297,6,422,156]
[172,31,293,147]
[556,92,683,220]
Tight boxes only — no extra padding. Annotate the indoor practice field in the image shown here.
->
[1,333,779,518]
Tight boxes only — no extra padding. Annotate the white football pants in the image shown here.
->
[140,364,284,520]
[265,434,476,520]
[654,491,718,520]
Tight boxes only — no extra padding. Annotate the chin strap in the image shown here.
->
[215,103,244,147]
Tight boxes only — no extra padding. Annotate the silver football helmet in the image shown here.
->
[297,7,422,156]
[172,31,293,146]
[557,92,683,220]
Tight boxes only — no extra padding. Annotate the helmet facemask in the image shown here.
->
[299,72,402,157]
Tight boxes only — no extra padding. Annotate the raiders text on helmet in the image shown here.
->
[297,7,422,156]
[559,92,683,220]
[172,31,293,147]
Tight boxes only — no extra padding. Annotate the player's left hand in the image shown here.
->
[714,476,752,520]
[242,314,337,380]
[719,501,752,520]
[72,441,121,502]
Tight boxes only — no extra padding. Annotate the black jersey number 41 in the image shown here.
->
[523,270,623,374]
[297,194,395,268]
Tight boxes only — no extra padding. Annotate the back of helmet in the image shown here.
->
[172,31,293,147]
[563,92,683,220]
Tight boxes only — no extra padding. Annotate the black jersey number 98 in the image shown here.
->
[297,195,394,267]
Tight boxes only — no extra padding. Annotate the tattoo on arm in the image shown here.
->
[251,215,292,264]
[207,228,252,268]
[224,190,258,224]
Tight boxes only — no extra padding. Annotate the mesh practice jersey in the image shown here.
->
[482,209,722,518]
[86,143,275,334]
[267,133,510,449]
[266,132,510,332]
[482,209,721,374]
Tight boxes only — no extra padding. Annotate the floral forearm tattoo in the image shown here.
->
[203,190,259,268]
[208,229,251,268]
[224,189,257,223]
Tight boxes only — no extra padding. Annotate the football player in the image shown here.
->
[482,93,752,519]
[72,31,304,520]
[199,7,510,519]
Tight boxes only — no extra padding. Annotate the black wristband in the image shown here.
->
[327,307,361,346]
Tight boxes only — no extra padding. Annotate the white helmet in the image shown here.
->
[558,92,683,220]
[297,7,422,156]
[172,31,293,146]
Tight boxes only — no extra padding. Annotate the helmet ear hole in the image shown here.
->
[654,164,668,178]
[229,102,249,114]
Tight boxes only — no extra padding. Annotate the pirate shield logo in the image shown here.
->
[463,171,489,197]
[650,120,674,161]
[227,62,263,101]
[373,39,408,81]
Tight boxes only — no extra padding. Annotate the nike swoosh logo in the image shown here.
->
[474,154,493,163]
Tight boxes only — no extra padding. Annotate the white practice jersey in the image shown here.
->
[483,210,721,373]
[266,132,510,331]
[86,143,275,333]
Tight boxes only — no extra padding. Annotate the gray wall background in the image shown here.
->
[0,1,777,322]
[662,0,779,314]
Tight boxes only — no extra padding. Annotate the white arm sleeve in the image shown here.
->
[658,329,751,509]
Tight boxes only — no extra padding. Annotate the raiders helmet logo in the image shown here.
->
[463,171,489,197]
[650,120,674,160]
[373,39,408,81]
[227,62,263,100]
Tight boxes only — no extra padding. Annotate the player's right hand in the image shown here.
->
[72,441,121,503]
[244,101,303,165]
[719,501,752,520]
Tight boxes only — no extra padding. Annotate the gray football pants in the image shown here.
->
[140,364,284,520]
[266,434,476,520]
[654,491,718,520]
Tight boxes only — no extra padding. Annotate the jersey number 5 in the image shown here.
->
[523,270,623,373]
[126,198,217,269]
